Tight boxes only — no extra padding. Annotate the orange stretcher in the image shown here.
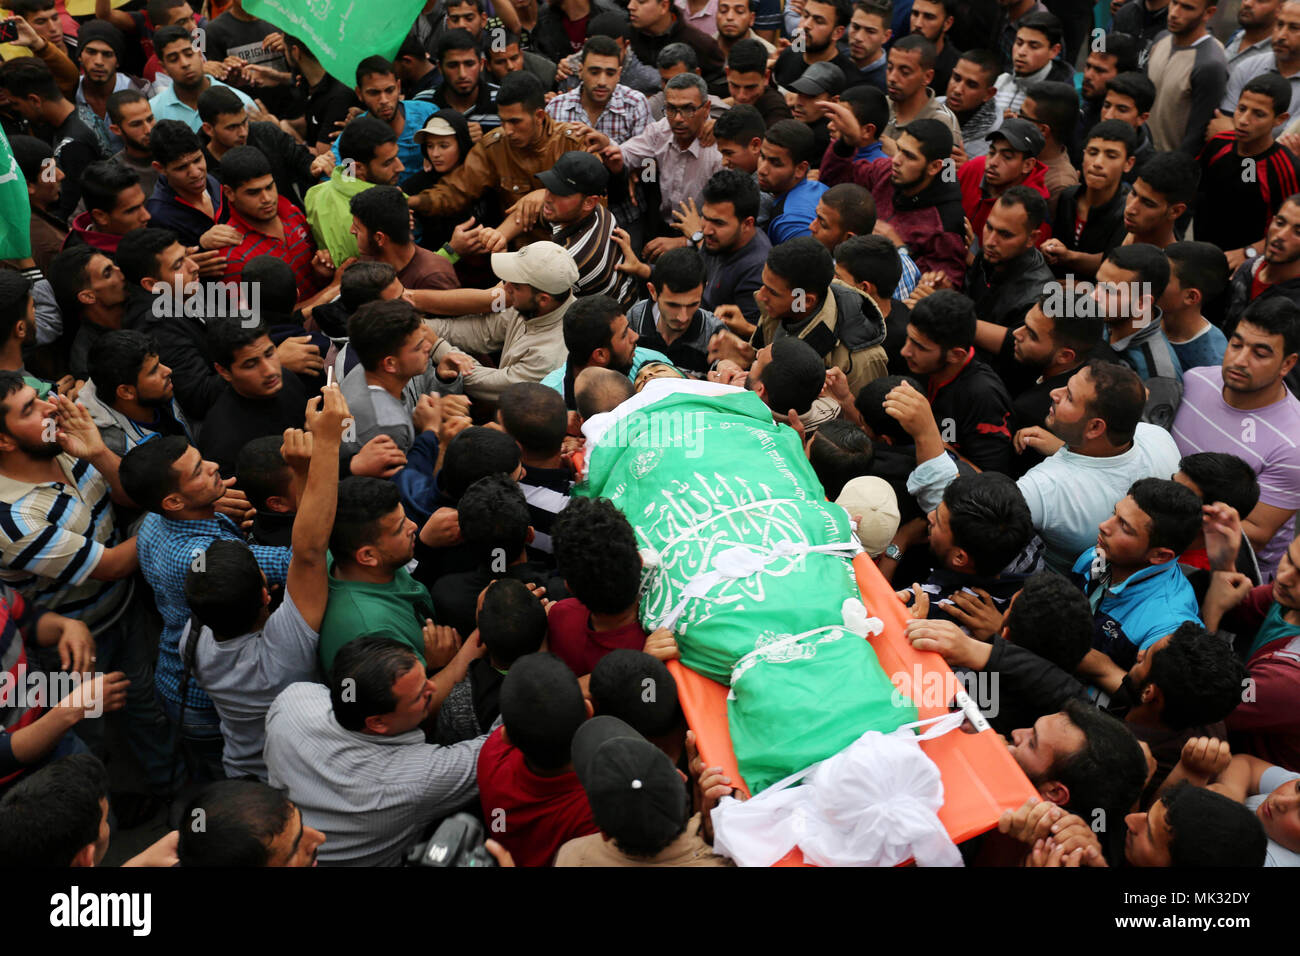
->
[670,552,1038,867]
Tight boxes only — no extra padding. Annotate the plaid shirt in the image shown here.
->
[222,195,321,298]
[545,85,653,145]
[137,512,290,710]
[0,454,129,634]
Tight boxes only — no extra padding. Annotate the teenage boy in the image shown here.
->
[1160,241,1231,371]
[1042,120,1136,279]
[1122,150,1201,249]
[1101,72,1158,182]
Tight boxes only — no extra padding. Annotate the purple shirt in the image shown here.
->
[1171,365,1300,578]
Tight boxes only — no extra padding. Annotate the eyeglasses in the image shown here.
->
[664,103,702,117]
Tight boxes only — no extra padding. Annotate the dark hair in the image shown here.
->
[854,0,893,22]
[590,649,682,738]
[349,185,412,245]
[116,226,180,286]
[119,434,189,512]
[0,57,61,101]
[581,34,621,61]
[0,753,109,866]
[439,427,521,500]
[477,578,548,668]
[207,316,270,370]
[8,134,53,184]
[9,0,57,14]
[0,371,30,437]
[496,71,546,111]
[1236,295,1300,355]
[808,419,875,499]
[657,41,698,71]
[355,54,395,87]
[1161,783,1267,866]
[760,336,826,415]
[1135,150,1200,207]
[1146,622,1248,730]
[1177,452,1260,518]
[649,246,706,293]
[700,166,761,222]
[150,117,204,167]
[330,636,420,731]
[152,23,195,59]
[458,473,531,566]
[1003,572,1093,671]
[809,0,853,27]
[219,145,273,191]
[587,10,632,39]
[1017,9,1063,47]
[185,539,264,638]
[841,83,890,138]
[955,48,1000,84]
[79,160,141,214]
[764,119,818,167]
[821,182,877,236]
[834,234,902,298]
[398,31,429,61]
[1241,70,1293,117]
[1105,71,1156,114]
[899,117,953,162]
[0,271,31,344]
[941,473,1033,576]
[1097,31,1139,73]
[498,653,587,769]
[340,260,398,314]
[996,184,1049,234]
[338,115,398,166]
[347,298,422,372]
[1035,303,1105,356]
[240,256,297,315]
[726,37,769,74]
[107,87,150,125]
[1103,241,1171,301]
[891,33,936,70]
[1127,476,1204,554]
[563,294,624,364]
[330,476,402,562]
[1024,80,1077,144]
[1083,118,1138,157]
[177,779,295,867]
[47,244,97,320]
[1165,240,1229,300]
[1078,359,1145,445]
[197,84,247,124]
[236,435,291,513]
[713,103,766,150]
[498,382,567,457]
[909,289,976,352]
[855,373,922,443]
[766,235,834,304]
[1046,699,1148,817]
[552,496,641,614]
[88,329,160,402]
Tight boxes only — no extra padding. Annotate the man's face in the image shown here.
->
[658,62,688,89]
[497,103,541,150]
[627,0,668,30]
[944,58,995,112]
[152,241,200,295]
[230,174,279,223]
[503,279,540,315]
[753,264,801,321]
[1235,90,1280,142]
[717,0,756,39]
[581,53,622,106]
[926,501,959,567]
[85,253,127,308]
[900,322,947,375]
[486,43,525,82]
[1273,536,1300,609]
[1265,199,1300,265]
[1045,367,1097,444]
[607,314,638,373]
[29,158,63,208]
[1011,304,1059,368]
[113,100,156,154]
[264,805,326,867]
[1123,177,1174,235]
[1081,51,1119,100]
[887,47,930,103]
[1100,91,1146,127]
[80,40,118,84]
[164,2,196,28]
[393,327,434,379]
[1166,0,1213,35]
[220,334,283,399]
[665,86,708,142]
[791,91,833,122]
[799,0,844,54]
[160,37,204,89]
[0,386,59,458]
[368,504,419,570]
[701,199,745,252]
[445,0,486,37]
[1127,633,1171,692]
[441,48,482,97]
[758,140,802,194]
[726,69,768,106]
[1097,494,1154,568]
[541,189,590,225]
[848,9,889,63]
[651,282,703,334]
[202,110,247,154]
[1013,27,1058,75]
[1273,1,1300,62]
[1092,260,1147,326]
[363,142,405,186]
[1081,136,1133,192]
[350,215,375,256]
[101,184,151,234]
[981,199,1034,266]
[748,342,774,385]
[890,132,932,189]
[1007,711,1087,784]
[1242,0,1283,29]
[358,71,402,123]
[23,6,64,46]
[162,150,208,196]
[808,198,848,250]
[1222,319,1295,394]
[1125,798,1175,866]
[380,661,439,734]
[134,352,175,406]
[983,140,1031,189]
[909,0,952,43]
[716,136,759,172]
[170,445,226,509]
[1256,770,1300,852]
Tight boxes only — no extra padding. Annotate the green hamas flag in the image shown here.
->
[0,127,31,261]
[242,0,427,90]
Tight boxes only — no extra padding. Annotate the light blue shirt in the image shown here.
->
[541,346,673,395]
[149,76,254,133]
[331,100,436,188]
[767,177,827,245]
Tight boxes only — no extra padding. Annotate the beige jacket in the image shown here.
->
[554,814,734,867]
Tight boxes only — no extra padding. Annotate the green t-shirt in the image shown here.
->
[317,564,435,674]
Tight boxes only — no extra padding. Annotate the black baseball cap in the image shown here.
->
[538,151,609,197]
[789,61,846,97]
[990,118,1046,157]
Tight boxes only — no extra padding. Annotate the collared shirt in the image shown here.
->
[674,0,719,36]
[150,76,254,132]
[0,454,128,634]
[145,173,228,249]
[767,177,826,244]
[546,84,653,145]
[997,0,1048,68]
[137,511,290,709]
[1224,28,1272,65]
[993,61,1056,120]
[222,194,320,296]
[330,99,437,188]
[618,116,723,217]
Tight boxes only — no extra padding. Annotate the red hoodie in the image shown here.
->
[63,211,126,256]
[958,155,1052,245]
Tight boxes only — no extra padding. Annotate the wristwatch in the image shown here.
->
[689,230,704,247]
[884,543,903,561]
[1245,246,1259,260]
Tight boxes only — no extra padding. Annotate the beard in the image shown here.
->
[15,435,62,459]
[804,31,833,55]
[609,352,634,376]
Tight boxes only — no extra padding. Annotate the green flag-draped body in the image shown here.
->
[0,126,32,261]
[580,388,916,793]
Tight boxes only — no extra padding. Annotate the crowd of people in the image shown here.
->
[0,0,1295,871]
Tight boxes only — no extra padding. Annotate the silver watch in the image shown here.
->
[884,543,903,561]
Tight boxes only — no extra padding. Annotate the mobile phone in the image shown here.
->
[0,19,20,43]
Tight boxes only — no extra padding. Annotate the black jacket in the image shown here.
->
[929,354,1016,475]
[132,308,226,421]
[630,13,728,97]
[965,247,1054,330]
[533,0,621,63]
[1050,182,1131,276]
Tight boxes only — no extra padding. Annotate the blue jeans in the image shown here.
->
[159,694,226,786]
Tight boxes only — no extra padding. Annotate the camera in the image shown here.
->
[0,19,19,43]
[405,813,497,867]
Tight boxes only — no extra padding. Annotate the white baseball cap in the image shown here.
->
[835,476,901,558]
[491,241,579,295]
